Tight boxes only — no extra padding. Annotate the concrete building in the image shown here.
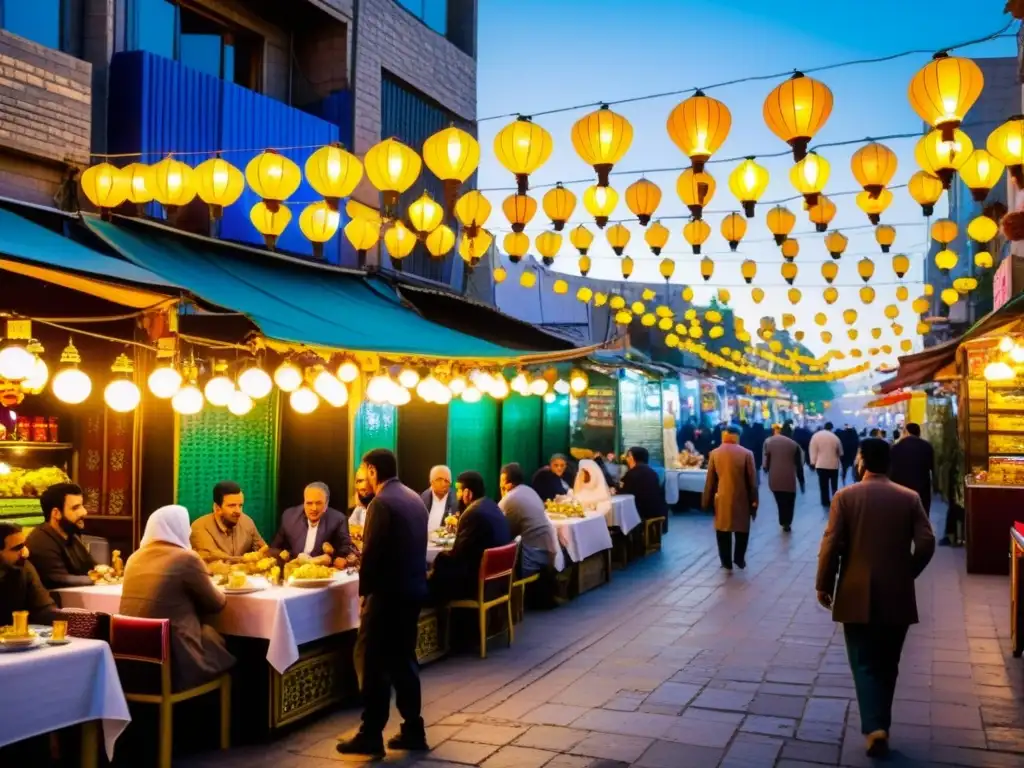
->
[924,56,1019,336]
[0,0,477,287]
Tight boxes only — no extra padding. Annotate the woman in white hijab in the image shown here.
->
[573,458,613,517]
[120,505,236,691]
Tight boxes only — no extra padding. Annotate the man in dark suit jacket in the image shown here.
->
[816,438,935,758]
[271,482,357,566]
[420,465,458,531]
[337,450,429,759]
[619,446,667,521]
[889,423,936,514]
[429,470,511,603]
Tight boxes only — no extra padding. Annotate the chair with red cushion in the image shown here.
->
[447,538,519,659]
[109,615,231,768]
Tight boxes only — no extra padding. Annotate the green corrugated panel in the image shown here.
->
[447,398,499,498]
[176,392,279,540]
[500,394,542,479]
[541,395,570,466]
[353,402,397,470]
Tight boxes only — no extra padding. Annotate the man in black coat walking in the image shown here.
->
[838,425,860,486]
[889,423,936,515]
[338,449,429,759]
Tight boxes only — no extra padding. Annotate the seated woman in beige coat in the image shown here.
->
[120,505,235,691]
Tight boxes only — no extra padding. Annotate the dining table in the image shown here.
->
[0,633,131,767]
[549,510,614,563]
[608,494,642,533]
[664,468,708,504]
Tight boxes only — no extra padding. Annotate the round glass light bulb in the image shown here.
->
[490,376,510,399]
[52,368,92,405]
[313,370,349,407]
[204,375,236,407]
[529,378,549,396]
[397,368,420,388]
[544,392,557,404]
[554,379,570,395]
[569,373,588,394]
[237,367,273,399]
[289,386,320,414]
[104,379,141,413]
[148,366,182,398]
[448,375,468,395]
[416,377,436,403]
[999,336,1015,353]
[1011,346,1024,365]
[433,386,452,405]
[336,359,360,383]
[228,390,254,416]
[984,361,1014,382]
[0,345,35,380]
[461,385,482,403]
[366,374,395,404]
[388,386,411,406]
[171,383,204,415]
[22,357,49,394]
[511,373,529,394]
[274,362,303,393]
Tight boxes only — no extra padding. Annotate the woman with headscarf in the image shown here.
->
[531,467,566,502]
[573,458,613,518]
[119,505,236,691]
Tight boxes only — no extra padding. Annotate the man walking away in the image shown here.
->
[338,449,429,758]
[889,423,936,516]
[702,425,758,570]
[816,439,935,757]
[809,422,843,506]
[838,425,860,486]
[762,424,805,532]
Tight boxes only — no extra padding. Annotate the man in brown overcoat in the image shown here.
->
[763,424,805,532]
[702,425,758,570]
[816,438,935,758]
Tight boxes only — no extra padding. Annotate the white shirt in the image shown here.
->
[349,505,367,527]
[428,493,448,531]
[302,522,319,555]
[809,430,844,470]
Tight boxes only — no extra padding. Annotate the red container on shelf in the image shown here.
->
[15,416,30,441]
[31,417,47,442]
[48,416,59,443]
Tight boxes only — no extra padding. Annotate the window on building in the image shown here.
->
[1,0,82,53]
[395,0,447,37]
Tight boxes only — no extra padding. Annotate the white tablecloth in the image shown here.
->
[550,512,613,563]
[0,637,130,760]
[665,469,708,503]
[56,576,361,674]
[609,494,642,533]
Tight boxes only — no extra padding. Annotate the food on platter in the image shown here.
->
[289,563,333,581]
[87,564,121,584]
[0,465,71,498]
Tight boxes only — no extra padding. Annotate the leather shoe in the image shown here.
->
[387,730,429,751]
[336,732,385,759]
[735,559,746,569]
[865,729,889,757]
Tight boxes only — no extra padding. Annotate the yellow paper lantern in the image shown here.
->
[860,286,876,304]
[503,231,530,263]
[781,262,798,285]
[666,91,731,171]
[931,218,958,245]
[728,158,770,217]
[615,310,633,325]
[766,205,796,245]
[624,178,662,225]
[150,155,197,210]
[824,230,848,260]
[659,258,675,280]
[553,279,569,295]
[122,163,154,205]
[570,224,594,255]
[780,238,799,262]
[940,287,959,306]
[787,288,802,305]
[632,300,647,314]
[814,312,827,326]
[967,215,998,243]
[821,331,833,343]
[897,285,909,301]
[421,125,479,205]
[917,321,931,335]
[720,212,747,251]
[681,286,695,302]
[908,52,984,139]
[708,325,724,339]
[889,254,910,279]
[502,193,537,233]
[454,190,492,236]
[645,220,670,255]
[578,255,592,276]
[762,72,833,161]
[571,104,633,186]
[700,256,714,281]
[875,225,896,253]
[494,266,507,284]
[621,256,635,280]
[458,228,492,265]
[821,261,838,284]
[751,287,765,304]
[593,292,607,307]
[850,142,898,198]
[901,339,913,353]
[610,295,626,310]
[408,192,445,233]
[912,297,930,314]
[493,116,553,193]
[884,304,899,320]
[298,201,340,256]
[641,313,657,328]
[542,183,576,231]
[535,230,563,265]
[424,224,456,258]
[304,143,363,207]
[807,195,836,232]
[924,284,934,296]
[843,309,858,325]
[975,251,994,269]
[987,115,1024,188]
[246,150,301,205]
[915,128,973,189]
[606,223,631,255]
[907,170,944,216]
[519,269,538,289]
[741,260,757,284]
[80,162,129,212]
[665,333,680,348]
[857,257,875,282]
[683,219,712,254]
[344,216,381,256]
[363,138,422,210]
[848,329,859,341]
[789,152,830,206]
[194,157,245,218]
[934,249,958,273]
[953,276,977,294]
[582,184,619,228]
[676,168,716,220]
[249,201,291,249]
[958,149,1005,202]
[577,286,594,303]
[856,189,893,225]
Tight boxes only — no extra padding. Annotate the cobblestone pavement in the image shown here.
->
[183,483,1024,767]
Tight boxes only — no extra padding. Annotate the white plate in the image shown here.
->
[0,636,43,652]
[287,577,336,588]
[222,585,267,595]
[46,638,71,646]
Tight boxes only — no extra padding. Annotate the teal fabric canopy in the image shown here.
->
[84,218,529,359]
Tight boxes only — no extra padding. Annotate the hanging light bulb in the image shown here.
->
[571,104,634,186]
[274,361,303,393]
[21,341,48,395]
[312,369,349,407]
[204,363,236,407]
[290,386,320,414]
[103,353,141,413]
[0,341,34,381]
[461,385,483,403]
[762,72,833,161]
[336,357,360,383]
[148,364,182,399]
[51,340,91,405]
[228,390,254,416]
[171,382,204,415]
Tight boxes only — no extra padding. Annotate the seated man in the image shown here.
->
[429,471,511,603]
[272,482,358,567]
[499,463,558,576]
[420,465,457,531]
[620,446,668,520]
[26,482,96,588]
[190,481,266,561]
[0,522,58,626]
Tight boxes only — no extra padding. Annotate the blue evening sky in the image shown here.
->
[476,0,1016,358]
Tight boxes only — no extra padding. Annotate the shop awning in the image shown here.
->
[0,207,177,309]
[83,216,586,362]
[865,391,913,409]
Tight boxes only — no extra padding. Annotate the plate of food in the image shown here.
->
[220,573,270,594]
[0,630,42,651]
[287,563,339,588]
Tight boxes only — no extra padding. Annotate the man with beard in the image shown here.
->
[348,465,375,526]
[0,521,57,625]
[27,482,95,588]
[190,481,266,561]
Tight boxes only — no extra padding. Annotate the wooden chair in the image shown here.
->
[643,516,666,554]
[447,539,519,658]
[511,542,541,624]
[109,616,231,768]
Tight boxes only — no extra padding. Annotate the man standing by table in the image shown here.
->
[809,422,844,507]
[189,481,266,561]
[26,482,95,588]
[338,449,428,759]
[348,465,374,527]
[703,426,758,570]
[420,465,457,531]
[0,522,58,625]
[816,438,935,757]
[889,423,935,516]
[763,424,805,533]
[271,482,358,567]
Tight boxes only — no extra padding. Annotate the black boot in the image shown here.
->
[387,725,429,752]
[337,731,386,759]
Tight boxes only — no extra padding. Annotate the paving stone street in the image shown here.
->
[183,483,1024,767]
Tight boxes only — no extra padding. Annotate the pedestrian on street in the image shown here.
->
[702,425,758,570]
[809,422,843,506]
[338,449,429,759]
[762,424,805,532]
[816,438,935,758]
[838,424,860,486]
[889,423,936,516]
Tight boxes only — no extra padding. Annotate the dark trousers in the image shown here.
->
[817,468,839,505]
[843,623,909,735]
[840,460,853,485]
[774,491,796,528]
[355,595,424,737]
[716,530,749,567]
